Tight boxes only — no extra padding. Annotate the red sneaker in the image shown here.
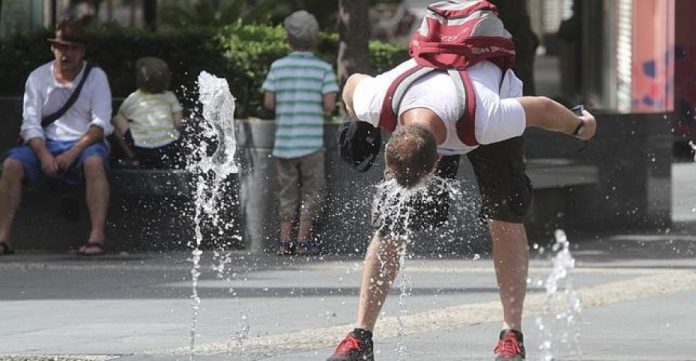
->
[494,329,526,360]
[326,330,374,361]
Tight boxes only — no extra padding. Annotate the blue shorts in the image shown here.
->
[5,139,109,185]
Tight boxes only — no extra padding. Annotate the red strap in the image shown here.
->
[456,69,478,146]
[378,65,423,132]
[379,66,478,147]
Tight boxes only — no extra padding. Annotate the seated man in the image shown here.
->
[0,17,112,256]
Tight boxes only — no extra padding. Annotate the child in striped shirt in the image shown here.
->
[112,57,184,169]
[262,10,339,255]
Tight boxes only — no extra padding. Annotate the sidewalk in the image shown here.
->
[0,230,695,361]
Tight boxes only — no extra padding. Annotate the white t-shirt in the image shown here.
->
[21,61,113,142]
[352,59,526,155]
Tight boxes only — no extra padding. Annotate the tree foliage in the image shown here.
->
[0,23,408,118]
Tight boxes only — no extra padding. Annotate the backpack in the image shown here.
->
[378,0,516,147]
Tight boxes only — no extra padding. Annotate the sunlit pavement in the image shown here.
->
[0,231,695,361]
[0,163,695,361]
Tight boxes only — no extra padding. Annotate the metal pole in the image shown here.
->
[50,0,57,28]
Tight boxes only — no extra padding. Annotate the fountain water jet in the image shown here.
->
[187,71,238,360]
[536,229,582,361]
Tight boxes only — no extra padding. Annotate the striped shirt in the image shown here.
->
[117,90,183,148]
[262,51,339,159]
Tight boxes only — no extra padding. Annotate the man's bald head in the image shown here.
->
[385,124,438,188]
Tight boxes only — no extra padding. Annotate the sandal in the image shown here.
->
[0,242,14,255]
[78,242,105,256]
[295,241,320,256]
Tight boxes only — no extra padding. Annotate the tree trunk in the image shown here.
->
[490,0,539,96]
[337,0,370,88]
[144,0,157,31]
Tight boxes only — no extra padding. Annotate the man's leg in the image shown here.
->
[327,231,403,361]
[468,137,531,359]
[82,155,109,252]
[356,232,405,331]
[489,220,528,331]
[0,159,25,246]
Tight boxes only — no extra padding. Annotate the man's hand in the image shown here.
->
[575,110,597,141]
[55,148,79,171]
[39,153,58,176]
[28,138,58,176]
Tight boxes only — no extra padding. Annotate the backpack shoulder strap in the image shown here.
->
[378,65,433,132]
[378,65,479,147]
[449,69,478,146]
[41,62,94,128]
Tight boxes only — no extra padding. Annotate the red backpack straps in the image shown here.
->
[449,69,478,147]
[378,65,432,132]
[379,65,478,146]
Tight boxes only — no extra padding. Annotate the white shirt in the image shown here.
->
[352,59,526,155]
[21,61,113,142]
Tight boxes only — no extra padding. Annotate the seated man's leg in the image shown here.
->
[467,136,532,332]
[76,142,110,253]
[0,144,48,249]
[0,158,26,248]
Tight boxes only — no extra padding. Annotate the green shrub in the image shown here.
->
[0,24,408,118]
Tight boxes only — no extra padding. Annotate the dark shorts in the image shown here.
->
[467,136,533,223]
[124,130,184,169]
[372,136,533,234]
[5,139,109,185]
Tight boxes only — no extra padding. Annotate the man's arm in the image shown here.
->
[23,71,57,175]
[517,96,597,140]
[21,74,47,143]
[342,73,371,121]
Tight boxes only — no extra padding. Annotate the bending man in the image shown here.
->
[328,55,596,361]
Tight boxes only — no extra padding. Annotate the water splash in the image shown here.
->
[372,175,462,238]
[394,247,411,361]
[536,230,582,361]
[690,141,696,163]
[371,175,463,358]
[188,71,238,360]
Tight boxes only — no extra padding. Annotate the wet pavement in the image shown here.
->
[0,230,695,361]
